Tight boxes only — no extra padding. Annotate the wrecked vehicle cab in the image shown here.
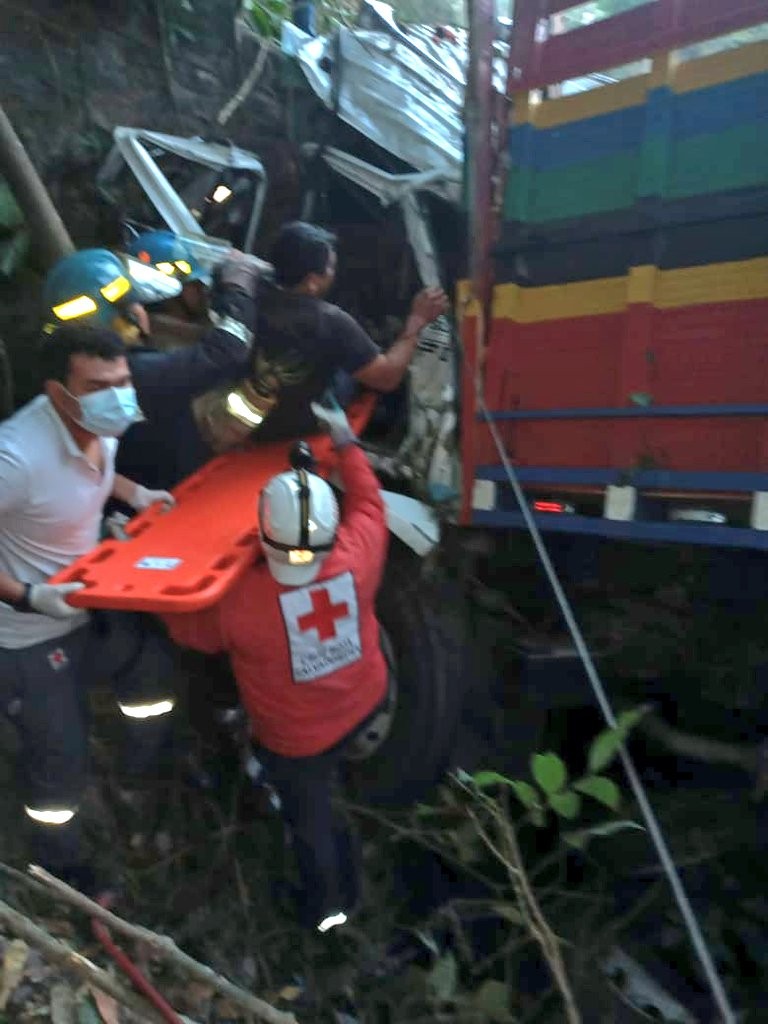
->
[93,0,507,507]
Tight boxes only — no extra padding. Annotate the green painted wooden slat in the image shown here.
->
[505,121,768,225]
[504,165,535,222]
[668,122,768,199]
[638,93,673,201]
[505,151,640,223]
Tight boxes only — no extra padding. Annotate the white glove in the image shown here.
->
[28,582,85,619]
[310,395,356,449]
[129,485,176,512]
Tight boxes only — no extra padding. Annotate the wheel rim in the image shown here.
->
[343,628,399,762]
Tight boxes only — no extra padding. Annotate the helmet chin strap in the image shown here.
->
[114,306,148,346]
[113,318,143,346]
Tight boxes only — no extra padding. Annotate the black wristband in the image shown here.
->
[10,583,34,613]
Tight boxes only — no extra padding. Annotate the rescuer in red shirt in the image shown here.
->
[164,396,389,932]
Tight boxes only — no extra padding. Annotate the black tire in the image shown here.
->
[347,542,465,807]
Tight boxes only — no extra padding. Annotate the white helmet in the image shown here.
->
[258,465,339,586]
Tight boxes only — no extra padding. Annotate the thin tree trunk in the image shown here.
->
[0,103,74,268]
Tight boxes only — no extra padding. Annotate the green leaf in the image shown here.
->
[490,902,524,925]
[0,230,30,280]
[248,0,284,37]
[413,929,441,957]
[616,704,652,733]
[0,180,24,232]
[472,979,513,1021]
[564,819,644,850]
[414,803,447,817]
[587,727,624,774]
[531,752,568,794]
[548,790,581,820]
[588,706,650,773]
[427,951,458,1002]
[574,775,621,810]
[472,770,514,789]
[530,805,547,828]
[509,780,540,810]
[452,822,481,865]
[75,997,101,1024]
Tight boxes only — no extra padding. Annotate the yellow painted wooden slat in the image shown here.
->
[510,40,768,128]
[655,257,768,308]
[511,75,651,127]
[492,276,628,321]
[674,39,768,94]
[627,264,657,305]
[486,259,768,324]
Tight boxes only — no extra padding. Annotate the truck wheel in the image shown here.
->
[346,543,465,807]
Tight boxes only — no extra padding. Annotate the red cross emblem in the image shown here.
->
[297,588,349,641]
[47,648,69,671]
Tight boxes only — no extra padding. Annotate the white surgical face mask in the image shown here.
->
[69,386,144,437]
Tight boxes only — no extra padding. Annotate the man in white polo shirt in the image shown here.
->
[0,324,177,893]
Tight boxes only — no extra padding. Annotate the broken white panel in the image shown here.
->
[605,485,637,521]
[751,491,768,530]
[99,128,268,255]
[471,480,496,511]
[381,490,440,556]
[601,948,696,1023]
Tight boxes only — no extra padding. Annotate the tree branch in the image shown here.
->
[496,808,581,1024]
[640,715,758,775]
[217,38,270,127]
[0,899,171,1023]
[27,866,296,1024]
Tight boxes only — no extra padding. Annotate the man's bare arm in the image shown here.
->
[0,572,25,605]
[354,287,449,393]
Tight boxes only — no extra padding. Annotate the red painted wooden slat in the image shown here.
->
[477,298,768,474]
[675,0,768,42]
[514,0,768,89]
[507,0,548,91]
[492,417,763,473]
[484,314,624,412]
[529,5,659,89]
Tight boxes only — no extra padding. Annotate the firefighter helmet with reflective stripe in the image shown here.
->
[259,465,339,586]
[126,230,210,285]
[43,248,182,334]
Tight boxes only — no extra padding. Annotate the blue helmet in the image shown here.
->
[43,248,182,333]
[126,230,210,286]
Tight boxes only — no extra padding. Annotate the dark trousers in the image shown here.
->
[0,611,175,873]
[260,734,361,929]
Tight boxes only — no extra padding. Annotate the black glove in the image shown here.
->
[217,251,260,298]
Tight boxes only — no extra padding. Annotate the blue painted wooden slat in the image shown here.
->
[471,510,768,549]
[475,465,768,493]
[509,107,645,170]
[480,403,768,421]
[509,73,768,173]
[670,72,768,141]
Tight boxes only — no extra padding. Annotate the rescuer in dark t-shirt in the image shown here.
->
[249,221,448,442]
